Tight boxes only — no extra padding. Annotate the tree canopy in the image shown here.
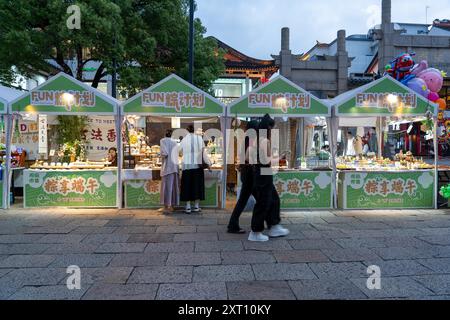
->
[0,0,225,94]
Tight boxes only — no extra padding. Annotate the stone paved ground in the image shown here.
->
[1,208,450,300]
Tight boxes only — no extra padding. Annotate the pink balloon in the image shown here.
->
[428,91,440,102]
[417,68,444,93]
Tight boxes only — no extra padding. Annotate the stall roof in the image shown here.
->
[10,72,119,115]
[122,74,226,117]
[0,85,23,114]
[228,75,331,117]
[332,75,438,117]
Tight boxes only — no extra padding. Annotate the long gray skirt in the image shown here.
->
[160,173,180,207]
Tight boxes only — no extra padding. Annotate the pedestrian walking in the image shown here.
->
[249,114,289,242]
[227,120,259,234]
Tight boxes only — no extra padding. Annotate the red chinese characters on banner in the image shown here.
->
[42,176,100,195]
[144,181,160,195]
[274,178,315,196]
[363,178,417,197]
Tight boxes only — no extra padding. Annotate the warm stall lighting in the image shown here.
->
[387,94,398,104]
[62,93,75,104]
[171,117,180,128]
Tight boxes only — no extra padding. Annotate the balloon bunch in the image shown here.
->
[385,53,446,108]
[440,184,450,199]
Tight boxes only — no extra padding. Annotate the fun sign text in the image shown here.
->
[248,92,311,113]
[31,90,95,111]
[141,92,205,112]
[356,92,417,111]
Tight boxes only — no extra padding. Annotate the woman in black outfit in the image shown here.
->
[248,114,289,242]
[227,120,259,234]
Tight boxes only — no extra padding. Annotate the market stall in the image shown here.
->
[0,97,7,209]
[228,75,334,209]
[8,73,121,208]
[121,74,226,209]
[332,75,438,209]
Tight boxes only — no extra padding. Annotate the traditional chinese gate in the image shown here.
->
[8,73,121,208]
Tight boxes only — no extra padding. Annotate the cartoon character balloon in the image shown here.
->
[416,68,444,93]
[385,53,416,83]
[406,77,429,98]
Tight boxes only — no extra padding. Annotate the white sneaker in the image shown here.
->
[268,225,290,238]
[248,231,269,242]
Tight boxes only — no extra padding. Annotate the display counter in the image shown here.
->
[338,169,435,209]
[124,167,222,208]
[237,168,333,210]
[23,168,118,208]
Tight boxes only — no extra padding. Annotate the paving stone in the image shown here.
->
[288,239,340,250]
[413,274,450,295]
[127,233,174,243]
[251,263,316,281]
[174,233,218,242]
[193,265,254,282]
[372,247,436,260]
[156,226,197,233]
[0,268,12,278]
[0,255,56,268]
[300,230,348,239]
[82,283,158,300]
[0,234,44,244]
[95,243,147,253]
[60,267,133,285]
[109,252,167,267]
[24,226,78,234]
[416,258,450,273]
[273,250,329,263]
[167,252,221,266]
[309,262,368,279]
[0,243,51,255]
[82,234,130,244]
[243,240,292,251]
[129,266,193,284]
[145,242,194,253]
[321,248,382,263]
[221,251,276,265]
[66,219,110,228]
[350,276,434,299]
[334,237,430,249]
[0,267,67,288]
[195,241,243,252]
[105,219,145,227]
[418,235,450,246]
[113,226,157,234]
[144,219,182,226]
[157,282,227,300]
[218,232,248,241]
[44,243,100,254]
[227,281,295,300]
[194,226,226,233]
[179,219,218,226]
[8,285,88,300]
[70,226,118,234]
[288,279,367,299]
[50,254,114,268]
[362,260,434,277]
[37,234,88,243]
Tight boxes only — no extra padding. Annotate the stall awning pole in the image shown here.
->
[4,114,13,209]
[434,117,438,210]
[377,117,383,158]
[116,107,123,209]
[220,109,229,209]
[327,115,338,209]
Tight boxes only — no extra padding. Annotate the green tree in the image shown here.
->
[0,0,224,94]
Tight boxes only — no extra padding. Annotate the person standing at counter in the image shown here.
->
[227,120,259,234]
[107,147,118,167]
[249,114,289,242]
[179,125,210,214]
[159,129,180,213]
[345,131,356,156]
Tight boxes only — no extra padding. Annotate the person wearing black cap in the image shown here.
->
[227,120,259,234]
[249,114,289,242]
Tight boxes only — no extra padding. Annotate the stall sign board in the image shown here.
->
[229,75,330,117]
[11,73,117,114]
[123,74,225,116]
[124,179,218,208]
[340,171,435,209]
[336,76,437,117]
[38,115,48,155]
[23,170,118,208]
[274,171,333,209]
